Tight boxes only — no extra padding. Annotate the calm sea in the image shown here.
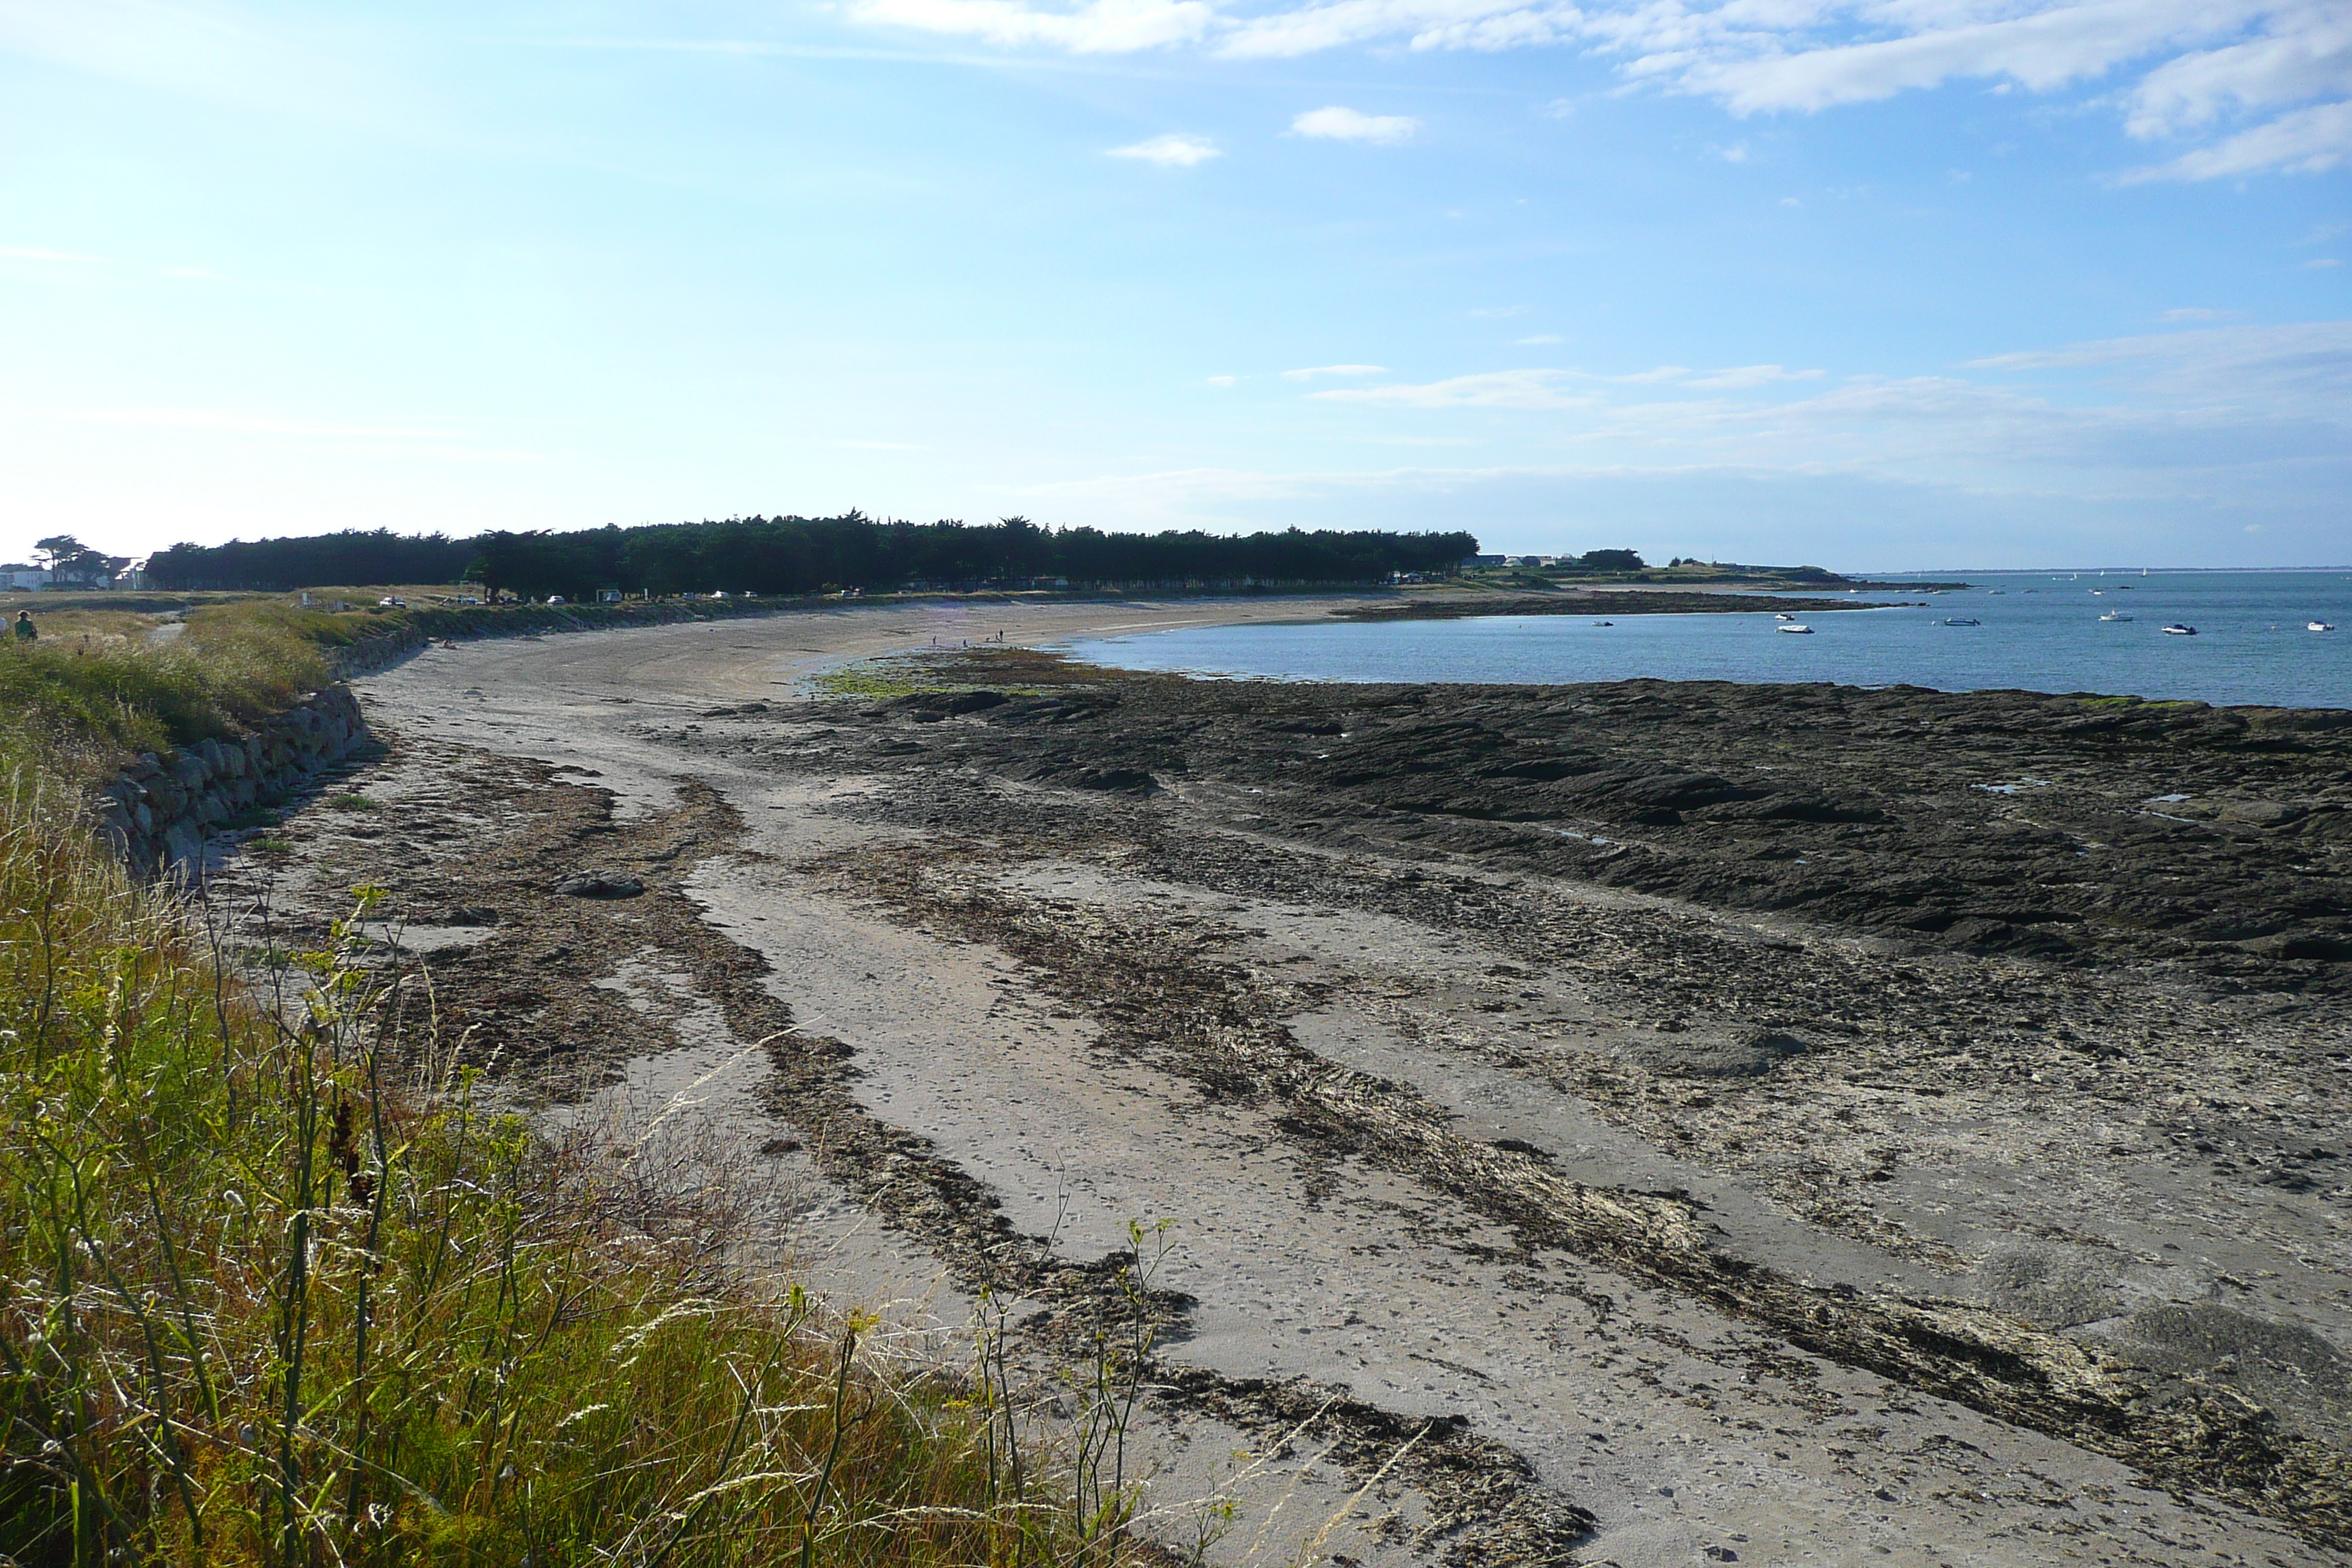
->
[1065,570,2352,710]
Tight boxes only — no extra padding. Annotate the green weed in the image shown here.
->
[0,772,1162,1567]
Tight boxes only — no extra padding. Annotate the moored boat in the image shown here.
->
[2163,624,2197,636]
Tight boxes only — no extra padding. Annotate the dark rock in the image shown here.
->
[817,663,2352,993]
[1620,1028,1808,1079]
[554,872,644,898]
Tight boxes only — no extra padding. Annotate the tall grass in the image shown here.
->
[0,610,327,785]
[0,776,1160,1566]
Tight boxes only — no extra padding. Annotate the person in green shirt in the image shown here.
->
[11,611,32,644]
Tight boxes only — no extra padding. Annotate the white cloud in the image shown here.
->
[1205,374,1237,386]
[2307,256,2344,266]
[845,0,1215,51]
[838,0,2350,186]
[1224,0,1579,58]
[1108,132,1221,165]
[1684,364,1826,388]
[1606,364,1823,387]
[1281,363,1387,379]
[1311,369,1595,410]
[1963,320,2352,406]
[1290,105,1422,143]
[2126,6,2352,135]
[1661,0,2239,116]
[1515,334,1565,344]
[1718,140,1750,162]
[2160,306,2243,321]
[1259,322,2351,497]
[2121,97,2352,179]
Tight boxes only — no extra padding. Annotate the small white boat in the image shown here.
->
[1593,620,1614,627]
[2163,624,2197,636]
[1776,622,1813,634]
[2099,611,2133,622]
[2314,621,2337,633]
[1774,611,1797,620]
[1943,617,1981,626]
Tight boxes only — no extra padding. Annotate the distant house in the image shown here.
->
[0,565,50,591]
[1462,554,1507,568]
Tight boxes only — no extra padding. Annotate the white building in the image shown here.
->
[0,565,50,592]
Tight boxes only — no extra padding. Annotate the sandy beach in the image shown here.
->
[210,595,2352,1567]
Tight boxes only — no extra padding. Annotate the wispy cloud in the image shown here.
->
[1313,369,1594,410]
[1290,105,1421,143]
[1281,363,1387,380]
[1205,374,1237,386]
[1514,334,1564,344]
[845,0,1215,52]
[2119,98,2352,181]
[1107,132,1220,165]
[2160,306,2244,321]
[1963,319,2352,405]
[837,0,2349,184]
[1681,364,1825,389]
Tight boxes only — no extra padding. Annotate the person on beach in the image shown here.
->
[11,610,32,645]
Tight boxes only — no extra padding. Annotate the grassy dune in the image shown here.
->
[0,609,1149,1566]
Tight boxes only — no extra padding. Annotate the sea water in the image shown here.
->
[1064,570,2352,710]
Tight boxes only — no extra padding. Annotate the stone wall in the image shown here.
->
[94,685,372,879]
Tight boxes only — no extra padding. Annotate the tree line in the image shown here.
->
[143,517,1481,598]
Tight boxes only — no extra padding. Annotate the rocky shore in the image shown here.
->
[831,653,2352,992]
[204,609,2352,1567]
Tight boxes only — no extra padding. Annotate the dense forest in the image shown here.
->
[145,530,479,591]
[144,517,1480,598]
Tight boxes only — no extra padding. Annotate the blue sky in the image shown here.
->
[1,0,2345,570]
